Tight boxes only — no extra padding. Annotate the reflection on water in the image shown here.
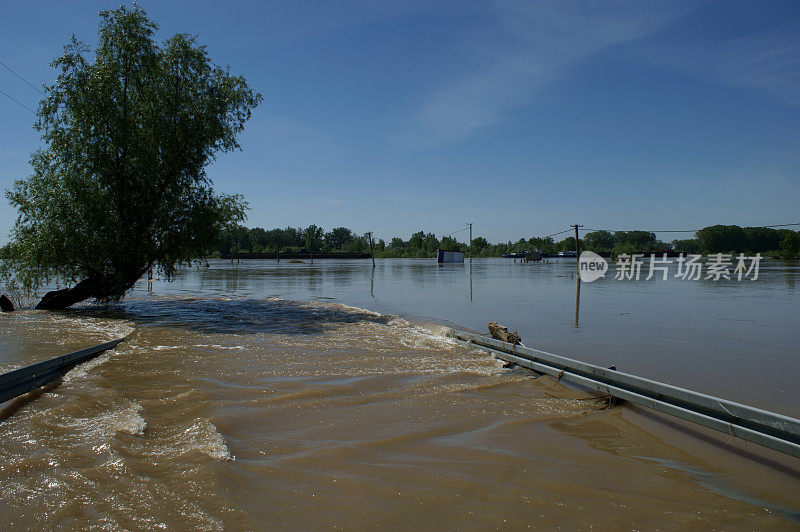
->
[1,257,799,528]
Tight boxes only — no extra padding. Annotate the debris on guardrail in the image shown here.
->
[488,322,521,345]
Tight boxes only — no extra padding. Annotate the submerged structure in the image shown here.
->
[437,249,464,263]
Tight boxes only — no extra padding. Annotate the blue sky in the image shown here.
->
[0,0,798,244]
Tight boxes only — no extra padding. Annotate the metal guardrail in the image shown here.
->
[0,338,126,404]
[452,330,800,459]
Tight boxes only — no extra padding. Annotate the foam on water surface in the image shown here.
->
[181,418,232,460]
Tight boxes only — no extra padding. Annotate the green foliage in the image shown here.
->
[560,236,578,253]
[780,231,800,259]
[216,224,798,259]
[695,225,792,254]
[217,225,664,258]
[612,231,661,253]
[583,230,614,252]
[218,225,372,254]
[325,227,353,251]
[408,231,425,251]
[303,225,324,254]
[672,239,700,254]
[743,226,784,253]
[2,6,259,303]
[470,237,488,254]
[696,225,747,253]
[439,236,463,253]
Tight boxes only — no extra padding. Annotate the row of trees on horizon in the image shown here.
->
[218,224,800,259]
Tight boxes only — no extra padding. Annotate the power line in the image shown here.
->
[578,222,800,234]
[532,222,800,242]
[0,58,44,95]
[540,228,573,239]
[580,228,698,233]
[441,226,470,237]
[0,88,35,114]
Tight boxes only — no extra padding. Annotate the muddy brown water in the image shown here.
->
[1,258,799,529]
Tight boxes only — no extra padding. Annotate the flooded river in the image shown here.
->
[1,258,798,529]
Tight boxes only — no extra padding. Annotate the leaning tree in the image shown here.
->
[2,6,261,309]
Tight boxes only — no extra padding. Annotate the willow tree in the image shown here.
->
[2,6,260,309]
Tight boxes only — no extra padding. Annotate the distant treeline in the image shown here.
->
[217,224,800,259]
[588,225,799,257]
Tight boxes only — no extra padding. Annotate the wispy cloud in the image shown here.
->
[628,26,800,108]
[395,1,699,149]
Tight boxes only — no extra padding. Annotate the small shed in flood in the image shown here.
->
[437,249,464,263]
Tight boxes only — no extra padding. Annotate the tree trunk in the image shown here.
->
[0,295,14,312]
[35,268,147,310]
[35,275,106,310]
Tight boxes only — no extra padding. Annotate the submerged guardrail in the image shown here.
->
[452,329,800,459]
[0,338,126,404]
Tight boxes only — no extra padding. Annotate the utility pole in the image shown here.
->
[367,231,375,267]
[468,223,472,263]
[571,224,583,276]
